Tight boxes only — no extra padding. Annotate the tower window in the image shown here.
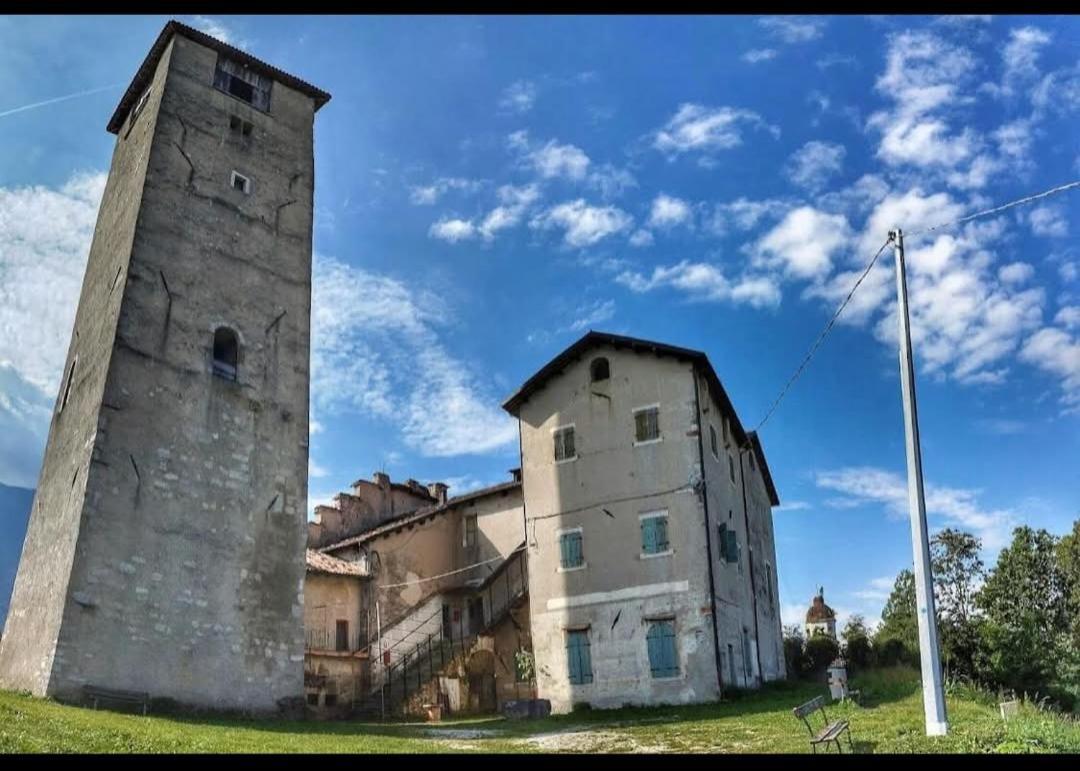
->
[212,327,239,381]
[213,57,272,112]
[230,171,251,194]
[590,357,609,382]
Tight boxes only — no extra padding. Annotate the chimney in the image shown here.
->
[427,482,448,505]
[405,478,424,495]
[373,471,390,490]
[509,467,522,483]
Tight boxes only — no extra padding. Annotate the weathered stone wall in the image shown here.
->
[304,573,367,651]
[1,31,323,712]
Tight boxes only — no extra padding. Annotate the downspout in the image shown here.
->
[738,444,764,687]
[692,369,725,698]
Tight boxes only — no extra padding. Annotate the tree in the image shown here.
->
[930,529,984,678]
[1057,520,1080,644]
[874,569,918,664]
[841,615,872,670]
[976,526,1066,695]
[805,635,840,678]
[782,625,806,679]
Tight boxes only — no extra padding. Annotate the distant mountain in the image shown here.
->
[1,483,34,632]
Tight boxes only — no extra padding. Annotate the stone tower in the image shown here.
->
[0,21,330,712]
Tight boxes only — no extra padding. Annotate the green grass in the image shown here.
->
[2,668,1078,753]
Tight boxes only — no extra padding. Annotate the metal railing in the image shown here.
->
[305,627,366,653]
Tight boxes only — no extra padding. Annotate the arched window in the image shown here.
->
[590,357,610,383]
[212,327,239,381]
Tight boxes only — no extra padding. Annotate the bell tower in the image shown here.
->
[0,21,330,712]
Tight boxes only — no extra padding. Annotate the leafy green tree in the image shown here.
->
[805,635,840,678]
[976,526,1066,695]
[782,624,806,679]
[1057,520,1080,644]
[874,569,918,664]
[841,615,872,670]
[930,528,984,679]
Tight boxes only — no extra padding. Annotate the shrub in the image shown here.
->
[804,635,840,678]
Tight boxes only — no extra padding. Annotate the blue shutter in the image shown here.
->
[560,534,570,568]
[567,633,580,683]
[656,517,669,551]
[647,620,678,677]
[641,518,654,554]
[647,624,662,675]
[567,631,592,684]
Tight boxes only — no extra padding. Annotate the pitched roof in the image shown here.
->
[305,549,367,577]
[806,593,836,623]
[107,20,331,134]
[501,330,780,506]
[318,480,522,554]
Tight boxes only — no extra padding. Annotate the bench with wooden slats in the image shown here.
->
[83,684,150,716]
[793,695,853,753]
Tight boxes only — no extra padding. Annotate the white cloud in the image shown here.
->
[429,217,476,243]
[758,16,825,43]
[191,16,247,49]
[1019,326,1080,413]
[499,80,536,114]
[0,171,106,396]
[1056,306,1080,330]
[708,197,793,236]
[785,140,846,192]
[991,26,1053,98]
[511,132,591,181]
[311,255,518,457]
[478,184,540,240]
[409,177,484,205]
[998,262,1035,285]
[587,164,637,199]
[742,49,777,64]
[628,229,654,248]
[1031,62,1080,116]
[1028,205,1068,238]
[653,103,778,159]
[530,199,632,247]
[567,299,616,332]
[815,466,1015,550]
[852,576,896,602]
[774,501,811,512]
[816,53,858,70]
[617,261,781,309]
[647,194,693,229]
[753,206,853,280]
[308,458,330,479]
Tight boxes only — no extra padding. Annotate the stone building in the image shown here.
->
[502,332,785,713]
[0,21,329,712]
[303,471,532,717]
[805,587,837,639]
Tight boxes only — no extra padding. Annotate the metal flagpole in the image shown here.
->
[891,227,948,736]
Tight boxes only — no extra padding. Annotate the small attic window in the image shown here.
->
[230,171,251,194]
[213,57,272,112]
[212,327,239,381]
[590,357,610,383]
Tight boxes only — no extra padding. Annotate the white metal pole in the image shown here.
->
[891,227,949,736]
[377,600,385,720]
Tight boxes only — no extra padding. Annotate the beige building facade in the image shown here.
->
[503,332,784,713]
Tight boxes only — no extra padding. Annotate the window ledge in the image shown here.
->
[640,550,674,560]
[555,456,579,465]
[557,563,587,574]
[650,674,682,681]
[633,438,663,447]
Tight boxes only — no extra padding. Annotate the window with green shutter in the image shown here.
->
[640,514,669,555]
[559,530,584,569]
[566,629,593,684]
[646,619,678,678]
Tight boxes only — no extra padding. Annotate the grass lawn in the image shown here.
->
[2,668,1078,753]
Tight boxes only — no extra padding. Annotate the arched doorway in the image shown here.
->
[465,649,497,713]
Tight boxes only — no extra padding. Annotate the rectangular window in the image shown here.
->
[728,453,736,484]
[335,620,349,652]
[709,424,718,458]
[230,170,251,194]
[559,530,584,570]
[213,57,272,111]
[765,561,774,606]
[646,619,679,678]
[718,523,739,565]
[553,425,576,462]
[566,629,593,685]
[306,693,319,706]
[742,628,753,682]
[722,416,730,446]
[229,114,254,137]
[640,512,670,555]
[727,643,736,686]
[634,405,660,443]
[464,515,478,549]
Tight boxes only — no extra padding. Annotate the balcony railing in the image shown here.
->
[305,627,366,653]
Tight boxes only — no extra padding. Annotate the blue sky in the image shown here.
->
[1,15,1078,631]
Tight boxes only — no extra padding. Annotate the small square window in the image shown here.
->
[641,513,670,555]
[634,406,660,443]
[554,425,576,462]
[230,171,251,194]
[306,693,319,706]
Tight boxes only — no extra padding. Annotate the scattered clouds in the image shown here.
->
[653,103,779,161]
[647,193,693,229]
[429,217,476,243]
[774,501,811,512]
[815,466,1015,550]
[816,53,858,70]
[753,206,853,280]
[427,184,540,244]
[567,298,616,332]
[191,16,247,49]
[510,131,591,180]
[708,197,792,236]
[852,576,896,602]
[1028,205,1068,238]
[628,229,654,248]
[742,49,777,64]
[409,177,484,205]
[758,16,826,44]
[530,199,632,247]
[998,261,1035,285]
[1019,325,1080,413]
[311,254,518,456]
[587,164,637,199]
[785,140,846,192]
[499,79,537,114]
[983,26,1052,100]
[617,261,781,309]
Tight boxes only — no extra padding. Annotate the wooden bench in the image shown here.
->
[84,685,150,716]
[793,695,853,753]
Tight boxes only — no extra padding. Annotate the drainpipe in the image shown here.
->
[738,444,764,687]
[691,369,725,698]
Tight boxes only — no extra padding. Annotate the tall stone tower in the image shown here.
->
[0,22,330,712]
